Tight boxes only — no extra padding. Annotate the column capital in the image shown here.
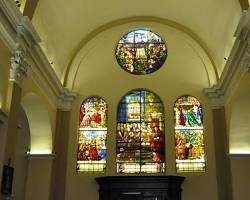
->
[204,87,224,109]
[9,49,30,86]
[57,88,77,111]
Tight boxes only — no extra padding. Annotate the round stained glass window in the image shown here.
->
[116,29,167,75]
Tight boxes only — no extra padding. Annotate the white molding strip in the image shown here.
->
[204,8,250,108]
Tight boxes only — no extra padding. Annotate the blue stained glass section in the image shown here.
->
[117,103,127,123]
[116,89,165,173]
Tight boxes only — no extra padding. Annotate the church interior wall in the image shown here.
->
[1,2,250,199]
[64,22,219,200]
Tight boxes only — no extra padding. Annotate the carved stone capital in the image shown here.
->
[204,87,224,109]
[9,49,29,85]
[57,88,77,111]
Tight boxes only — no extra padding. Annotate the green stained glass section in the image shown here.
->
[116,29,167,75]
[117,89,165,173]
[77,96,107,173]
[174,95,206,172]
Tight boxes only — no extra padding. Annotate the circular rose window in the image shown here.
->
[116,29,167,75]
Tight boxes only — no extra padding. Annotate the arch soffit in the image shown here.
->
[21,92,53,154]
[63,16,219,89]
[228,73,250,154]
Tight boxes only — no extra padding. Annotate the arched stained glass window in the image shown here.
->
[116,89,165,173]
[116,29,167,75]
[77,96,107,173]
[174,95,206,172]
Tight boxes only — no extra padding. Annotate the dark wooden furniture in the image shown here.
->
[96,176,185,200]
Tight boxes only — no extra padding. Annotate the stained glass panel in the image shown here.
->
[117,89,165,173]
[116,29,167,75]
[174,95,206,172]
[77,97,107,173]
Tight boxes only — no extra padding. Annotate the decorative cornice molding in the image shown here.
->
[204,8,250,108]
[203,86,224,109]
[57,88,77,111]
[0,0,78,108]
[0,0,22,50]
[9,49,29,85]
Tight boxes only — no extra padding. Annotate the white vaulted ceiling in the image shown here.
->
[31,0,242,84]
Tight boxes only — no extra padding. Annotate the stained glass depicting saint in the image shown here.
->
[116,89,165,173]
[116,29,167,75]
[174,95,206,172]
[79,97,107,128]
[77,96,107,173]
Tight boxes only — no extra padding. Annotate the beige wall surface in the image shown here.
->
[65,23,218,200]
[231,157,250,200]
[25,159,53,200]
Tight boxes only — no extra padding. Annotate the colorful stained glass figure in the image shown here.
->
[77,97,107,173]
[116,29,167,75]
[174,95,206,172]
[117,89,165,173]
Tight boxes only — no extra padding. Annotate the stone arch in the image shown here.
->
[64,17,218,89]
[21,93,52,154]
[229,74,250,154]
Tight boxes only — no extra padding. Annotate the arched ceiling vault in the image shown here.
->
[63,16,219,87]
[31,0,243,85]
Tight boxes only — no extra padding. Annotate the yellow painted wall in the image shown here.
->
[65,23,218,200]
[231,157,250,200]
[0,39,10,110]
[25,159,53,200]
[0,39,11,196]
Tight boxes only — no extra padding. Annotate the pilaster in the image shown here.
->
[50,90,76,200]
[4,48,29,164]
[0,110,8,190]
[203,9,250,200]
